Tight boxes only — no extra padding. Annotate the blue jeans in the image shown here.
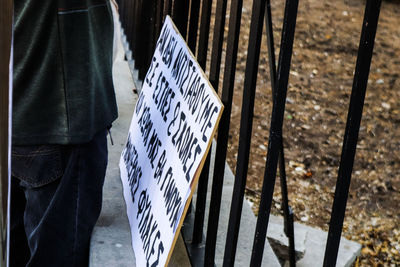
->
[10,130,108,267]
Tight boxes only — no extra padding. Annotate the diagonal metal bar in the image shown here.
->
[250,0,299,265]
[265,0,277,90]
[323,0,382,266]
[264,1,296,265]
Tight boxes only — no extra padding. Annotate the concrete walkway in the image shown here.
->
[89,30,137,267]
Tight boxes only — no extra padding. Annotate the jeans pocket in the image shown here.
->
[12,145,63,188]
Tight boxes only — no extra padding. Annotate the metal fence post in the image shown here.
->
[323,0,382,265]
[0,0,13,265]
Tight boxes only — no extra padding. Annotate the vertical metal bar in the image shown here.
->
[133,0,143,69]
[126,0,134,52]
[119,0,126,28]
[155,0,164,38]
[134,0,142,52]
[250,0,299,265]
[287,207,296,266]
[209,0,228,90]
[196,0,213,68]
[187,0,201,53]
[138,0,155,80]
[125,0,132,36]
[146,0,157,73]
[163,0,172,18]
[194,0,227,251]
[192,153,209,245]
[122,0,128,29]
[265,2,295,264]
[191,0,213,247]
[172,0,190,40]
[129,0,138,58]
[136,0,146,78]
[323,1,381,266]
[0,0,13,265]
[139,0,148,80]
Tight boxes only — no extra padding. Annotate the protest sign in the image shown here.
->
[119,16,223,267]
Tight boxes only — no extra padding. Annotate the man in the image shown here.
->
[11,0,118,266]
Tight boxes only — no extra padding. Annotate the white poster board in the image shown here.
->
[119,16,223,267]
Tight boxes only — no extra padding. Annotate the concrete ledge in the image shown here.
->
[268,216,361,267]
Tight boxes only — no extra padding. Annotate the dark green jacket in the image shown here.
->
[13,0,118,145]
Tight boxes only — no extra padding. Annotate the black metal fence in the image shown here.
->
[117,0,382,266]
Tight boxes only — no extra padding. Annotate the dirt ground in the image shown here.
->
[220,0,400,265]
